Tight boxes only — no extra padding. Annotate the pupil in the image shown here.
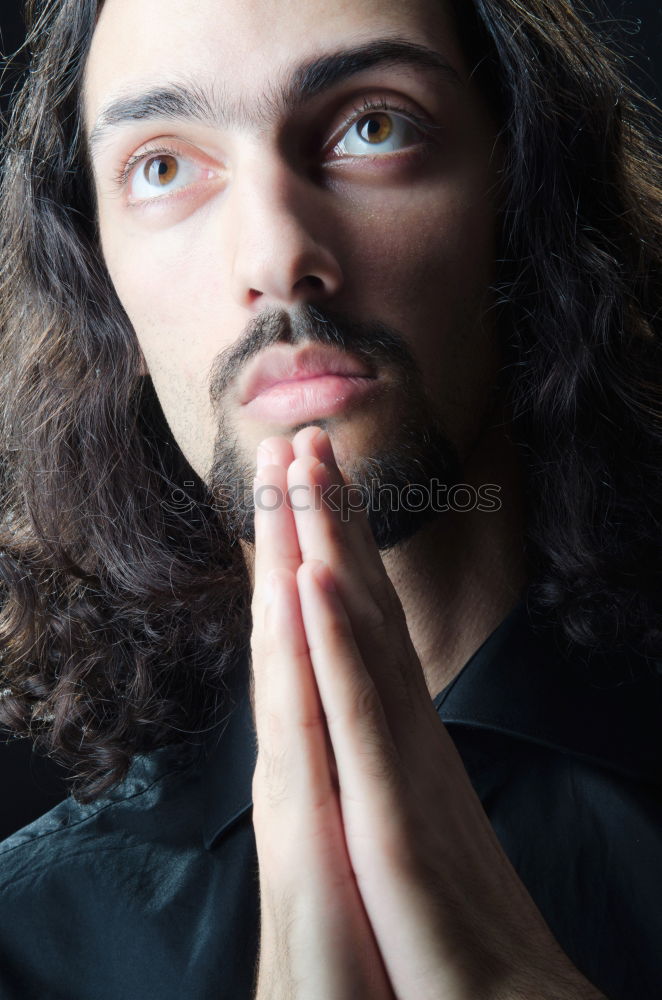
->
[359,113,392,145]
[146,155,177,187]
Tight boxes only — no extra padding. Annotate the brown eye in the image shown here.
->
[126,148,215,203]
[144,155,179,187]
[331,109,424,158]
[357,113,394,145]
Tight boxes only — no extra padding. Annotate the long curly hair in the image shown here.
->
[0,0,660,803]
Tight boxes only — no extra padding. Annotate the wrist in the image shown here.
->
[493,955,607,1000]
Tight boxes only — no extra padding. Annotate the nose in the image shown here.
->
[227,152,344,311]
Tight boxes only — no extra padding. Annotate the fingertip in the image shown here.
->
[299,558,336,594]
[291,424,324,459]
[312,427,335,465]
[297,557,323,580]
[286,454,319,493]
[257,435,294,469]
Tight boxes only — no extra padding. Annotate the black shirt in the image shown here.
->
[1,599,661,999]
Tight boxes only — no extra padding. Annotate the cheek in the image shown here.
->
[345,176,496,315]
[99,217,227,478]
[100,217,221,368]
[347,179,498,360]
[343,181,500,451]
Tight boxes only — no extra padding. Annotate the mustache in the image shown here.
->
[208,303,420,407]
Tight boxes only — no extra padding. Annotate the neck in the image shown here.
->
[382,413,527,700]
[240,411,527,701]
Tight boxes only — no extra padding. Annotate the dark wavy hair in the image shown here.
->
[0,0,660,803]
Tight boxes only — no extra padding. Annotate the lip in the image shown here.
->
[242,372,380,424]
[239,344,376,406]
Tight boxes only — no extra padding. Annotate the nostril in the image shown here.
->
[296,275,324,291]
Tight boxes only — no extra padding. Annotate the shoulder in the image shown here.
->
[0,741,214,999]
[450,723,662,851]
[436,600,662,891]
[450,725,662,999]
[0,740,203,891]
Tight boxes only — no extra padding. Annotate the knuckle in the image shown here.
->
[362,597,390,635]
[253,747,290,811]
[359,724,400,785]
[353,678,382,721]
[307,611,351,656]
[328,674,381,732]
[252,621,284,663]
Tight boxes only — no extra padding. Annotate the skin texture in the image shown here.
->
[248,426,606,999]
[83,0,526,698]
[79,1,610,996]
[85,0,501,485]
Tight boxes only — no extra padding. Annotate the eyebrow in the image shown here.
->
[86,37,463,158]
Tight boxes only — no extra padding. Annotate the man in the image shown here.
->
[0,0,660,997]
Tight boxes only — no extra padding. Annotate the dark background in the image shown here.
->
[0,1,660,840]
[4,2,660,117]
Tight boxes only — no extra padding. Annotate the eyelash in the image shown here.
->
[113,96,438,191]
[114,142,184,190]
[331,96,438,154]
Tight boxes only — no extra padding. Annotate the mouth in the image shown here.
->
[239,344,379,423]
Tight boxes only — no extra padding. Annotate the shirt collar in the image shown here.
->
[202,654,256,851]
[434,599,662,785]
[202,598,662,851]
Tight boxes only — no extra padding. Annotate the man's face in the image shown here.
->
[84,0,504,545]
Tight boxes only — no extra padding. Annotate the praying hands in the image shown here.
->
[248,425,606,1000]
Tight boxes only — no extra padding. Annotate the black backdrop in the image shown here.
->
[1,2,661,120]
[3,2,660,114]
[0,2,660,840]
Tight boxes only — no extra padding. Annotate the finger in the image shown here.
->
[251,438,302,761]
[254,572,396,999]
[292,426,425,695]
[292,426,389,595]
[258,434,294,470]
[252,567,337,816]
[252,565,395,1000]
[286,450,400,639]
[296,559,406,833]
[252,438,299,613]
[286,453,430,755]
[251,437,338,812]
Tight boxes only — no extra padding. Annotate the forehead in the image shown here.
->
[83,0,466,131]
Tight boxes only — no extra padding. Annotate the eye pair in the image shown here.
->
[129,108,429,202]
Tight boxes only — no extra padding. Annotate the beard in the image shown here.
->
[205,302,463,551]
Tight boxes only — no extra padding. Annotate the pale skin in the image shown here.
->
[83,0,608,994]
[249,424,607,999]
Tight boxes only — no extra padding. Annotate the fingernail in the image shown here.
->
[314,461,333,489]
[314,561,336,593]
[257,443,272,471]
[313,428,334,464]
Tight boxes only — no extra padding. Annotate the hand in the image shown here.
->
[250,426,606,1000]
[250,433,395,1000]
